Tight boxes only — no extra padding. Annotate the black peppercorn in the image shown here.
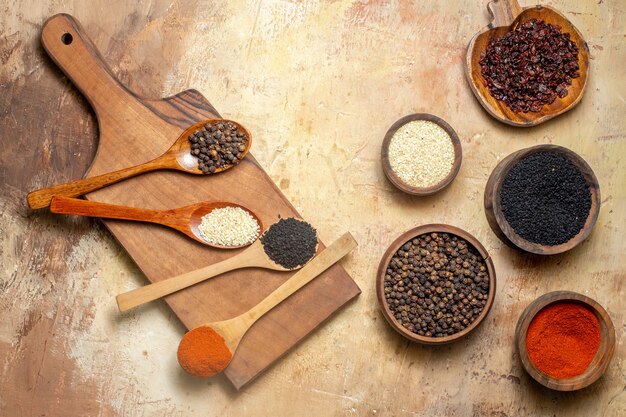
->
[383,233,490,338]
[188,120,249,173]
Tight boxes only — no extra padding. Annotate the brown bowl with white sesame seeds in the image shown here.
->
[381,114,462,196]
[376,224,496,345]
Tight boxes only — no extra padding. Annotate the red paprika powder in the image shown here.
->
[526,302,601,379]
[177,326,233,378]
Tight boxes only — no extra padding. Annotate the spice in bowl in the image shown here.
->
[188,120,249,173]
[261,218,317,269]
[500,151,591,246]
[387,120,456,189]
[480,19,580,113]
[382,232,490,338]
[198,206,260,247]
[526,302,600,379]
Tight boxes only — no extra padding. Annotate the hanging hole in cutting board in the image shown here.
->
[61,33,73,45]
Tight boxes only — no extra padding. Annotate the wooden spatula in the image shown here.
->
[177,232,357,377]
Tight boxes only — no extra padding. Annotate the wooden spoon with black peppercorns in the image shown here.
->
[27,118,252,209]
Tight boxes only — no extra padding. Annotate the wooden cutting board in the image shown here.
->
[41,14,360,389]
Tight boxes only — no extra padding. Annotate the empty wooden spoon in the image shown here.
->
[49,196,262,249]
[465,0,589,126]
[27,118,252,209]
[177,232,357,377]
[115,218,319,312]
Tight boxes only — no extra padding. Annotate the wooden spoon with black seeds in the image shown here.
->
[27,118,252,209]
[116,217,319,312]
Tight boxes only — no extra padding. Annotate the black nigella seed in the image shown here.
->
[260,218,317,270]
[500,151,591,246]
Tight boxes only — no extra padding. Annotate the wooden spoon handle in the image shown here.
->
[27,158,164,209]
[242,233,357,327]
[488,0,523,27]
[41,14,134,116]
[115,249,255,312]
[50,196,170,225]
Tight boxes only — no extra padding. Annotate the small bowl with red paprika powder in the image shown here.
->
[515,291,616,391]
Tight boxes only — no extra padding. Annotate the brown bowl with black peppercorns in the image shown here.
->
[376,224,496,345]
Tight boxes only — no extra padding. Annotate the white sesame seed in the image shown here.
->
[388,120,455,188]
[197,207,260,247]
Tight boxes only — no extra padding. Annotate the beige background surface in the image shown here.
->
[0,0,624,416]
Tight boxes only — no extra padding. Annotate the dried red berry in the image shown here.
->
[479,19,580,113]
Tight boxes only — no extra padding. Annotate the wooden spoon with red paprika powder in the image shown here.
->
[177,232,357,378]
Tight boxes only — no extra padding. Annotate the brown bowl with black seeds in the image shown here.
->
[376,224,496,345]
[484,144,600,255]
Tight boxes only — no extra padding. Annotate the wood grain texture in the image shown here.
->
[27,155,175,209]
[115,238,290,312]
[206,233,358,356]
[487,0,524,26]
[38,13,360,389]
[375,224,496,345]
[484,144,600,255]
[466,1,590,126]
[381,113,462,196]
[514,291,616,391]
[49,196,263,248]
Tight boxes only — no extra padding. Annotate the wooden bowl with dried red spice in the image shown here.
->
[515,291,616,391]
[466,0,589,126]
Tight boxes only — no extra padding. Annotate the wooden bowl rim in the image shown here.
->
[381,114,462,196]
[465,5,590,127]
[376,224,496,345]
[514,290,616,391]
[489,144,600,255]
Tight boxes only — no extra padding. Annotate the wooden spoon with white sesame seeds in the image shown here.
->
[49,196,263,249]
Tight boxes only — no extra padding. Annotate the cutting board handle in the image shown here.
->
[41,14,133,117]
[487,0,523,27]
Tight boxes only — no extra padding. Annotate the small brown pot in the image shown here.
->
[376,224,496,345]
[381,114,462,196]
[515,291,615,391]
[484,144,600,255]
